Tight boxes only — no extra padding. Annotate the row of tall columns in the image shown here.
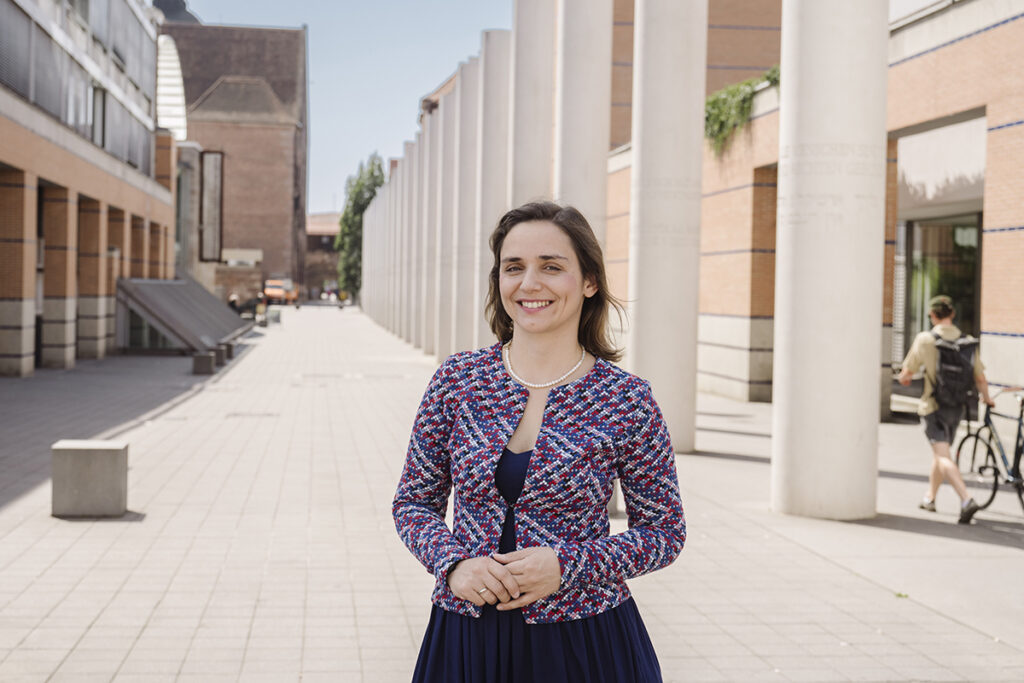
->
[361,0,889,521]
[0,168,174,376]
[364,0,614,356]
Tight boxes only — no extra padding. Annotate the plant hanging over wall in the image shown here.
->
[704,65,780,155]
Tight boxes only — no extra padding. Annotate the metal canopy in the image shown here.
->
[116,277,251,351]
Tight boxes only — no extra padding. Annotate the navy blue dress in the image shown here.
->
[411,448,663,682]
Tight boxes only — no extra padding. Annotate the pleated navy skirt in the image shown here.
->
[411,449,663,683]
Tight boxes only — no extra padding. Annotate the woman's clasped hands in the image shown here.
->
[447,547,562,610]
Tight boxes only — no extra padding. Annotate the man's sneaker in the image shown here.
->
[918,499,936,512]
[958,498,980,525]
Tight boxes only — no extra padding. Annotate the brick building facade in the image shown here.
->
[159,22,308,290]
[0,0,176,377]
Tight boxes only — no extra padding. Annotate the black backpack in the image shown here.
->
[931,332,979,413]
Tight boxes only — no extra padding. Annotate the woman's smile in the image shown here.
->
[499,220,596,337]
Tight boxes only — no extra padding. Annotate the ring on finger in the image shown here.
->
[477,587,489,594]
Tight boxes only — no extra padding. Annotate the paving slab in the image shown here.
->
[0,306,1021,682]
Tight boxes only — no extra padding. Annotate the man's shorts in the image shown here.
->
[923,406,963,445]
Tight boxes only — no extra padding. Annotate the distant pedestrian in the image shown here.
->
[898,295,994,524]
[393,201,685,682]
[227,293,240,313]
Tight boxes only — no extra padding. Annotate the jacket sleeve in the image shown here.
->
[555,380,686,589]
[392,358,471,584]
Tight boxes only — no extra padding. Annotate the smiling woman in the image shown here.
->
[393,202,687,682]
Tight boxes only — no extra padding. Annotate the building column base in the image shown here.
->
[0,299,35,377]
[77,296,107,359]
[41,297,76,369]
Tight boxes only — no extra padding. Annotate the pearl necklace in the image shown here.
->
[502,343,585,389]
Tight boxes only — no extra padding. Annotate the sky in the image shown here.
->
[183,0,511,215]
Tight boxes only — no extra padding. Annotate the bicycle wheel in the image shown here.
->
[955,434,999,509]
[956,431,990,476]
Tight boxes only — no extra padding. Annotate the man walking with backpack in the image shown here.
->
[898,295,995,524]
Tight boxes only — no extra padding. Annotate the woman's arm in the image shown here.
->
[555,380,686,589]
[392,359,471,584]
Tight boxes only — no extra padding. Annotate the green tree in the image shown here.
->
[335,152,385,304]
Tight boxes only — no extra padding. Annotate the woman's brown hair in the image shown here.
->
[485,201,625,362]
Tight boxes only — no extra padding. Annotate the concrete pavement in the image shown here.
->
[0,305,1022,682]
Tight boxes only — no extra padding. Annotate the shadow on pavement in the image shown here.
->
[696,426,771,439]
[686,450,1024,548]
[849,513,1024,550]
[689,449,1005,495]
[0,355,211,513]
[687,449,769,464]
[54,510,147,523]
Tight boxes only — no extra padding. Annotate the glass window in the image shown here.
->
[904,213,981,351]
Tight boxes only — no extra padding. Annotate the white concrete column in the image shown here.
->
[422,111,439,355]
[372,197,381,320]
[436,89,457,360]
[373,197,381,320]
[553,0,613,245]
[771,0,888,520]
[391,167,399,333]
[408,136,421,347]
[508,0,557,206]
[385,179,395,333]
[475,30,511,348]
[627,0,707,452]
[392,169,400,334]
[372,194,380,317]
[364,198,373,316]
[414,128,427,350]
[402,143,415,343]
[395,161,406,339]
[380,182,389,328]
[454,58,480,353]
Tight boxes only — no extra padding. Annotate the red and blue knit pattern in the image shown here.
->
[393,343,686,624]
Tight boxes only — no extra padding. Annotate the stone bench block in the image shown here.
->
[224,342,235,359]
[51,440,128,517]
[193,351,216,375]
[214,345,226,366]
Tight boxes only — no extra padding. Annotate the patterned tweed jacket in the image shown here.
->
[392,343,686,624]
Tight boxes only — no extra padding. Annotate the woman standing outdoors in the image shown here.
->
[393,202,686,682]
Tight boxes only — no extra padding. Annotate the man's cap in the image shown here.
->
[929,295,954,311]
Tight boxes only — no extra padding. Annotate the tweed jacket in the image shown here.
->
[392,342,686,624]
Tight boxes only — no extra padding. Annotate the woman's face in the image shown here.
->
[498,220,597,339]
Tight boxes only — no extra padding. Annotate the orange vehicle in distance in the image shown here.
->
[263,278,298,305]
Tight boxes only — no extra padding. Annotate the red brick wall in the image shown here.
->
[608,0,782,150]
[188,121,297,282]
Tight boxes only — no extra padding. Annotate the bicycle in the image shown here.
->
[954,387,1024,512]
